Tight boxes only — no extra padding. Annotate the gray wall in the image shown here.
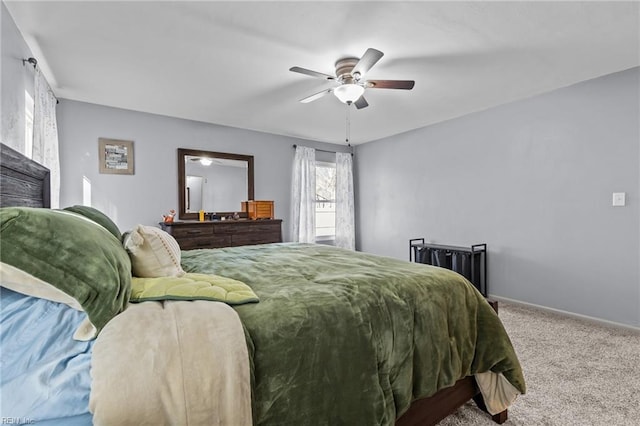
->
[56,99,349,239]
[355,67,640,328]
[1,2,34,152]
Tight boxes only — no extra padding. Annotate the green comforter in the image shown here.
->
[181,243,525,425]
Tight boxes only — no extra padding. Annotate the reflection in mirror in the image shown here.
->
[178,148,254,220]
[185,175,203,212]
[184,156,248,212]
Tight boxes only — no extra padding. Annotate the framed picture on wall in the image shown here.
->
[99,138,134,175]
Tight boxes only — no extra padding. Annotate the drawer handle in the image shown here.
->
[186,230,202,234]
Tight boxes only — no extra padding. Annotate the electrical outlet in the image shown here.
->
[612,192,626,207]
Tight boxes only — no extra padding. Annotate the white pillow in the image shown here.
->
[0,262,98,341]
[123,225,185,278]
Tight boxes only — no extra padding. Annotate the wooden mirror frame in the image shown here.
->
[178,148,254,220]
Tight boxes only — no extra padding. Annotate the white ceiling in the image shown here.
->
[6,1,639,145]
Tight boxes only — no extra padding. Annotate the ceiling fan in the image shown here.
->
[290,48,415,109]
[188,156,213,166]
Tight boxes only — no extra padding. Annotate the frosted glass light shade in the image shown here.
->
[333,84,365,104]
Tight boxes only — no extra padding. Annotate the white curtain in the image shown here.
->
[291,146,316,243]
[33,68,60,208]
[335,152,355,250]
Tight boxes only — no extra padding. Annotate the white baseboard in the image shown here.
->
[489,295,640,332]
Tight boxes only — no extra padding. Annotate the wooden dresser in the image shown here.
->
[160,219,282,250]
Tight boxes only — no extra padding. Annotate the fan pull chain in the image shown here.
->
[345,104,351,147]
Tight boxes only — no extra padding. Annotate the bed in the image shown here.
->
[0,142,525,425]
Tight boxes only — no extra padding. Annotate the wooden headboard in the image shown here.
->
[0,143,51,208]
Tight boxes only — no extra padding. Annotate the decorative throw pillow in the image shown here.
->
[130,273,259,305]
[0,207,131,336]
[64,205,122,241]
[123,225,185,278]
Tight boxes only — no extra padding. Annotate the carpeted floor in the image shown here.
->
[437,302,640,425]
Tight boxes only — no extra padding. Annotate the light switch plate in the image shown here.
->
[612,192,626,207]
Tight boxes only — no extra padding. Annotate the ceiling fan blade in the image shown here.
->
[353,96,369,109]
[352,48,384,77]
[367,80,415,90]
[300,88,334,103]
[290,66,335,80]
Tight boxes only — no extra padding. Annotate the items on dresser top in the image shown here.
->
[160,219,282,250]
[242,200,274,220]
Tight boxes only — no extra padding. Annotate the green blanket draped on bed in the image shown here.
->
[181,243,525,426]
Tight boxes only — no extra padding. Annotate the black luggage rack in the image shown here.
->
[409,238,488,297]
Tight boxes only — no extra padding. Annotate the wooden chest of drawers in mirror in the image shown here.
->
[160,219,282,250]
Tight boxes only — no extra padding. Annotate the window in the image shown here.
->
[83,176,92,207]
[24,90,34,158]
[315,161,336,242]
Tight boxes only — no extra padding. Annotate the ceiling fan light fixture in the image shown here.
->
[291,48,413,110]
[333,84,365,104]
[199,158,213,166]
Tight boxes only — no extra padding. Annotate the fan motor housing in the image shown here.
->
[335,58,359,82]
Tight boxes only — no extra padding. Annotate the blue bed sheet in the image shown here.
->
[0,287,93,424]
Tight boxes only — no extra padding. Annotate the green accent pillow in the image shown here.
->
[0,207,131,334]
[64,205,122,241]
[130,273,259,305]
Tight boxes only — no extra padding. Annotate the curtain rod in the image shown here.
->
[22,57,59,104]
[292,144,353,156]
[23,57,38,69]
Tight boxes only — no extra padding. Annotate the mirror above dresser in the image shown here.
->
[177,148,254,220]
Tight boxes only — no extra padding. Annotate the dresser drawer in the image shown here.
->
[248,223,281,234]
[215,222,280,234]
[231,232,281,246]
[170,224,214,238]
[178,235,231,250]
